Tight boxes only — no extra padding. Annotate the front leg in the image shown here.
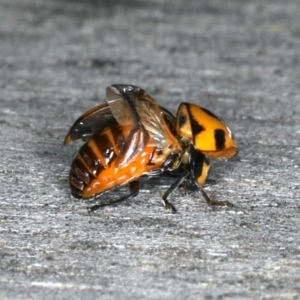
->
[161,171,190,213]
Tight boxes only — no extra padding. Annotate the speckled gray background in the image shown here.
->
[1,0,300,299]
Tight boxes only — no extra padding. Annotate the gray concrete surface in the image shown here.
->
[1,0,300,299]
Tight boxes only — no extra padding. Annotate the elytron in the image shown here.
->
[64,84,238,212]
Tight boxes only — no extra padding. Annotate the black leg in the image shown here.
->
[162,170,234,210]
[89,181,140,212]
[162,171,190,213]
[195,181,234,208]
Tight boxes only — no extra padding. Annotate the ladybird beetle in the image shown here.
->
[64,84,238,212]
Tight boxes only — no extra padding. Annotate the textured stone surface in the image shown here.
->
[1,0,300,299]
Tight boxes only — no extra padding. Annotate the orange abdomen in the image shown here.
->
[68,124,163,199]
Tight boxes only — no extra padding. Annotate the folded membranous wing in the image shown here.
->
[64,84,180,167]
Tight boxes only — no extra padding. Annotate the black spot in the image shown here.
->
[193,152,205,178]
[214,129,225,150]
[191,118,205,136]
[190,150,210,186]
[201,107,222,121]
[178,114,187,128]
[186,104,205,136]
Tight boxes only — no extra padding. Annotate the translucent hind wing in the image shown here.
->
[108,84,180,151]
[106,85,150,166]
[64,103,115,144]
[65,85,181,165]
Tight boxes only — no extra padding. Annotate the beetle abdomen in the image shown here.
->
[68,125,125,198]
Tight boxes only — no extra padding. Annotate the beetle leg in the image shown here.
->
[89,181,140,212]
[161,198,177,214]
[193,181,234,207]
[162,171,190,213]
[162,168,234,209]
[190,149,234,207]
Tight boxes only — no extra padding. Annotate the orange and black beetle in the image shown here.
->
[64,84,238,212]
